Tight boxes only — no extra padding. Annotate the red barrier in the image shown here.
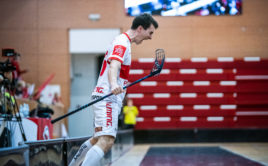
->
[28,118,53,140]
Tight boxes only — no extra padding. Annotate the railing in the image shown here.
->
[0,129,133,166]
[0,145,29,166]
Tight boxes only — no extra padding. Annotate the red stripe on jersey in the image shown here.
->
[120,64,130,80]
[100,60,107,76]
[108,57,123,64]
[112,45,126,58]
[123,33,131,42]
[104,51,108,58]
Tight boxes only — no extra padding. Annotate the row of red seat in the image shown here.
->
[127,58,268,129]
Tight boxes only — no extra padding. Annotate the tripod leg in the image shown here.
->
[13,96,27,142]
[5,84,27,142]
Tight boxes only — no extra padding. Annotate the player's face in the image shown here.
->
[136,24,155,44]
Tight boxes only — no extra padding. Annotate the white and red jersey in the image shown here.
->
[92,33,131,106]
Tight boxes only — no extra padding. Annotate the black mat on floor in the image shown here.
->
[140,146,265,166]
[134,129,268,143]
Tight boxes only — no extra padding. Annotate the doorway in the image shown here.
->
[68,28,120,137]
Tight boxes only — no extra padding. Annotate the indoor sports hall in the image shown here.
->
[0,0,267,166]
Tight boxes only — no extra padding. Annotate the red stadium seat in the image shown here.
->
[128,57,268,129]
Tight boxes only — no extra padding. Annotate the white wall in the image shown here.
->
[69,29,121,54]
[68,29,120,137]
[68,54,97,137]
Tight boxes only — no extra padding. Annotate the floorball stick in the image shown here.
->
[51,49,165,124]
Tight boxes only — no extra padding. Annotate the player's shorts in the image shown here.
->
[92,98,121,138]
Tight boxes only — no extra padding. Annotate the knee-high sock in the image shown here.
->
[81,145,105,166]
[69,139,92,166]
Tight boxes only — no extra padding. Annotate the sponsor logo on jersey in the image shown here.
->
[112,45,126,58]
[95,87,104,93]
[124,80,128,86]
[92,95,102,100]
[106,102,112,126]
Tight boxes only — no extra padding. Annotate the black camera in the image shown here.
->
[2,48,16,57]
[0,60,16,73]
[0,48,17,73]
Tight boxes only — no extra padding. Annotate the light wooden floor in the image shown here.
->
[111,143,268,166]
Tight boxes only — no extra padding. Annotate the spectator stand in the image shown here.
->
[128,57,268,131]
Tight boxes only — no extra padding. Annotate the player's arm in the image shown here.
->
[108,60,124,95]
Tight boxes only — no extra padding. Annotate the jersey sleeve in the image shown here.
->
[108,39,128,64]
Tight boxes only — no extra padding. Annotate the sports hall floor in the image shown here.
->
[111,143,268,166]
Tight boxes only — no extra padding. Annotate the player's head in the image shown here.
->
[131,13,158,44]
[131,13,158,30]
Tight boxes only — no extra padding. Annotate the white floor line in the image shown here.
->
[110,145,150,166]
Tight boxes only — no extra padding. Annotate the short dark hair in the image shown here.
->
[131,13,158,30]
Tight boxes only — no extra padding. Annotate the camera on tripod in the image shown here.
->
[0,48,28,146]
[0,49,17,81]
[0,60,16,73]
[1,48,18,71]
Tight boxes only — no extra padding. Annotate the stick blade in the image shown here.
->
[151,49,165,76]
